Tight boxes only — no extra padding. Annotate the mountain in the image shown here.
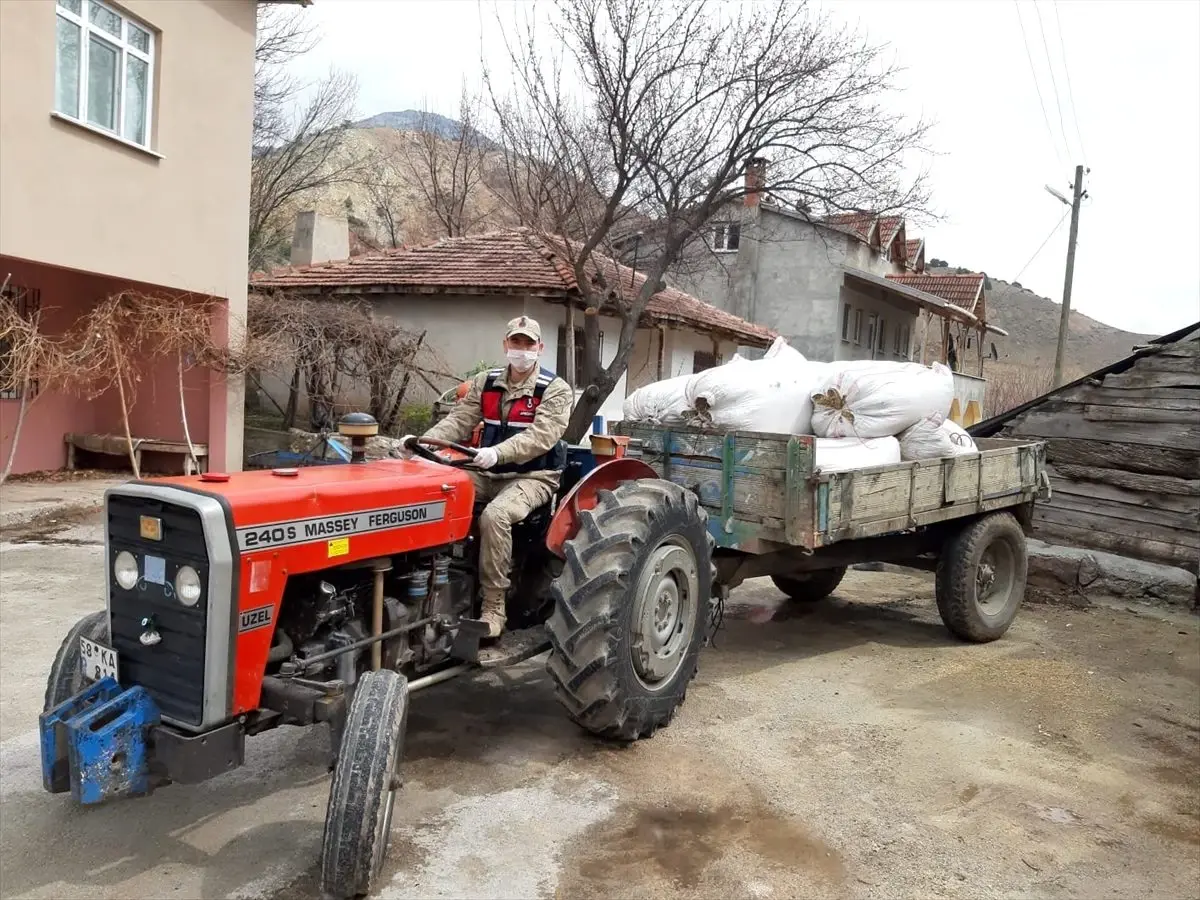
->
[352,110,500,151]
[927,264,1153,375]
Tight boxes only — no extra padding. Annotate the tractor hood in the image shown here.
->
[119,458,476,558]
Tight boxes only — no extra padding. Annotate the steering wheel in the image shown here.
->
[401,436,479,468]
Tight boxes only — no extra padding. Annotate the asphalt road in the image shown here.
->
[1,511,1197,899]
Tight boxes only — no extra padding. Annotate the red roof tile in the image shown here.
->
[877,216,904,248]
[822,212,877,242]
[886,272,984,313]
[251,229,776,346]
[904,239,925,271]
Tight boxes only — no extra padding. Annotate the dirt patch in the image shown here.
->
[0,504,101,543]
[574,802,842,890]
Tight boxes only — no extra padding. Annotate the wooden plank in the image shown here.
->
[1032,521,1199,574]
[1050,463,1200,497]
[1132,353,1200,375]
[1034,504,1197,549]
[1100,369,1200,391]
[1044,489,1200,532]
[637,455,787,519]
[1028,437,1200,480]
[1048,471,1200,515]
[1004,410,1200,453]
[1082,404,1198,425]
[1057,384,1200,409]
[819,490,1038,545]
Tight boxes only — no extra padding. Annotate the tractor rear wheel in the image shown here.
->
[320,669,410,899]
[771,566,847,603]
[44,610,109,712]
[547,479,713,742]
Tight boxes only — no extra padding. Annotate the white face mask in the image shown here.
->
[506,348,539,372]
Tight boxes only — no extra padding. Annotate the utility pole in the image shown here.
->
[1050,165,1087,387]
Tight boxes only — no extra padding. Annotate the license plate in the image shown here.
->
[79,635,119,683]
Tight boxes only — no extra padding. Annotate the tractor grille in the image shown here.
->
[107,494,209,726]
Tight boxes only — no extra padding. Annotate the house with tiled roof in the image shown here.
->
[654,161,982,372]
[251,216,776,431]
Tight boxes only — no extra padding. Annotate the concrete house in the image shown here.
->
[250,220,776,433]
[636,161,1003,424]
[0,0,274,475]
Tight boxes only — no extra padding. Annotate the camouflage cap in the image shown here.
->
[505,315,541,342]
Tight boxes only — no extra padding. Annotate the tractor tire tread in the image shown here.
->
[771,566,847,603]
[547,479,710,742]
[320,669,409,900]
[935,511,1027,643]
[44,610,109,713]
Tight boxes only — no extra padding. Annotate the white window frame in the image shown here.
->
[711,220,741,252]
[840,303,852,342]
[852,309,864,346]
[54,0,155,149]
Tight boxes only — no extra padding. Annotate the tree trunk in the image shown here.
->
[284,365,300,429]
[115,368,140,479]
[178,351,198,472]
[0,383,31,485]
[565,303,576,389]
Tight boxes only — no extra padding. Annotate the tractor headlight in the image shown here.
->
[175,566,202,607]
[114,551,139,590]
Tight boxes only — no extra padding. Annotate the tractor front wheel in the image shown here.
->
[320,669,410,899]
[547,479,713,742]
[44,610,109,712]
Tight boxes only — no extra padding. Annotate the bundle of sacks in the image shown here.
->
[621,336,977,469]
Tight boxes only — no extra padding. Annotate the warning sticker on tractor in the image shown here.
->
[328,537,349,558]
[235,501,446,552]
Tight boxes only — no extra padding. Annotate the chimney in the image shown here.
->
[290,211,350,266]
[744,157,767,208]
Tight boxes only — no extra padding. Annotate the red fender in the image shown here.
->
[546,456,660,559]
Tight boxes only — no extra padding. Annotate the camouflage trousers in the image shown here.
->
[468,472,557,603]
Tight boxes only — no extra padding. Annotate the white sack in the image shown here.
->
[622,373,693,424]
[762,335,807,364]
[685,356,828,434]
[814,436,902,472]
[810,361,954,439]
[898,415,978,460]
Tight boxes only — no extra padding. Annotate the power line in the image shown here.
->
[1052,0,1089,165]
[1033,0,1074,161]
[990,208,1071,305]
[1013,0,1067,169]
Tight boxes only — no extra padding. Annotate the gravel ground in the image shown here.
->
[1,512,1197,899]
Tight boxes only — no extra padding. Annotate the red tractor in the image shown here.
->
[40,413,714,898]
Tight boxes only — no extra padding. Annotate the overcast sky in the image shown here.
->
[289,0,1200,337]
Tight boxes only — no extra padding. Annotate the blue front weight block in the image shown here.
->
[39,676,161,804]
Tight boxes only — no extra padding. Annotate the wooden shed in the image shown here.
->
[972,321,1200,577]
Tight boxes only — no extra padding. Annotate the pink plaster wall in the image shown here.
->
[0,256,227,476]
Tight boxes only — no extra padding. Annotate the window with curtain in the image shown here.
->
[54,0,155,148]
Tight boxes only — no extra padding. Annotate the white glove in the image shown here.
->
[473,446,499,469]
[393,435,416,460]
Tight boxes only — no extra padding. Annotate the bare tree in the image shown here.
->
[249,6,362,272]
[399,88,495,238]
[485,0,931,440]
[362,154,408,249]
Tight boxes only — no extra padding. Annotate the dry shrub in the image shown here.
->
[246,291,456,434]
[984,364,1055,419]
[1,285,272,481]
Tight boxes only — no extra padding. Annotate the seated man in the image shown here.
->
[400,316,573,637]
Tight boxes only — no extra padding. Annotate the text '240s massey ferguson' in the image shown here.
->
[39,413,715,899]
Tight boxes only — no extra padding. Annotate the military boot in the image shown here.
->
[479,592,507,639]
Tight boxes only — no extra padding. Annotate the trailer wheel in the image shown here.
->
[547,479,713,742]
[320,669,409,899]
[771,566,847,602]
[936,512,1027,642]
[44,610,109,712]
